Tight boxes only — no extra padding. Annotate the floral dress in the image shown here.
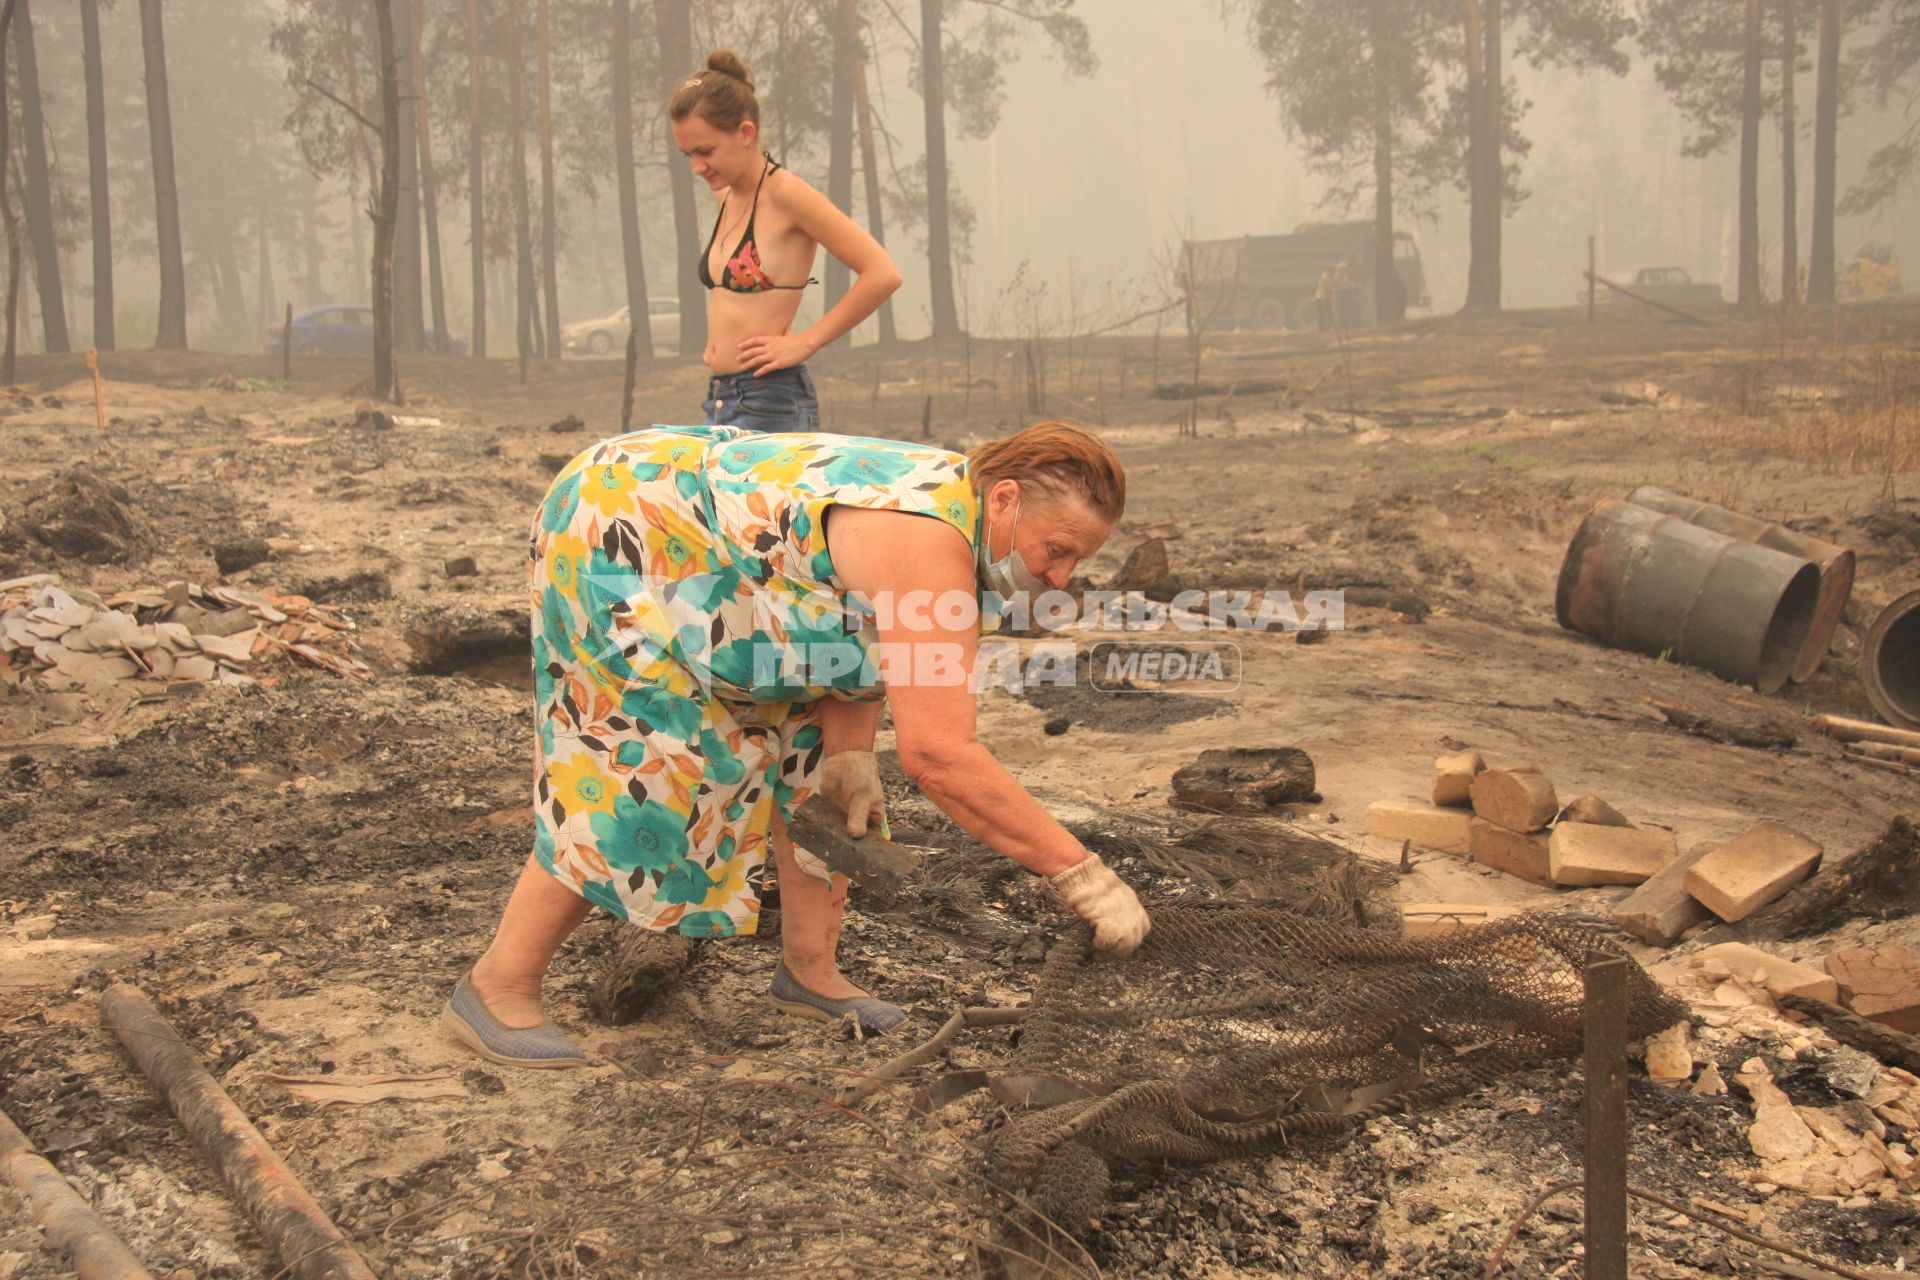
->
[529,424,978,937]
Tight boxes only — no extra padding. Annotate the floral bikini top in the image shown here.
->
[698,155,819,294]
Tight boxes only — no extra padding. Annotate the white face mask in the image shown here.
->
[976,497,1050,604]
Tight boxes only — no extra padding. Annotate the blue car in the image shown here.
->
[266,305,467,356]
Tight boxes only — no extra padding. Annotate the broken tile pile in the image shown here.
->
[0,574,369,694]
[1647,945,1920,1201]
[1365,752,1823,949]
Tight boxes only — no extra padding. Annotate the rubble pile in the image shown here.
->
[0,574,368,694]
[1652,951,1920,1202]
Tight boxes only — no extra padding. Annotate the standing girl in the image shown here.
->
[670,51,902,431]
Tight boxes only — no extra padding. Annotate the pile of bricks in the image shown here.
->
[1366,751,1824,949]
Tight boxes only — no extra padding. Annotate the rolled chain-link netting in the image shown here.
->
[983,904,1685,1239]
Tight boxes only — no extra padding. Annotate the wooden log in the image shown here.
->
[1844,740,1920,766]
[0,1108,154,1279]
[1814,714,1920,750]
[1584,270,1712,325]
[99,985,377,1280]
[787,795,920,895]
[1844,750,1920,777]
[1778,992,1920,1076]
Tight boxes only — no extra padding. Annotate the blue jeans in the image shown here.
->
[703,364,820,433]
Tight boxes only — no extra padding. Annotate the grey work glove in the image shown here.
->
[1049,853,1151,956]
[819,749,887,838]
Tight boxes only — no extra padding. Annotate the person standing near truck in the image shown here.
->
[1315,266,1336,332]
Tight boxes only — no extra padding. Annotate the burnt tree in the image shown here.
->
[13,0,66,352]
[465,0,485,356]
[536,0,560,362]
[824,0,857,313]
[141,0,187,349]
[80,0,112,350]
[1806,0,1840,303]
[655,0,706,357]
[611,0,652,359]
[392,0,423,350]
[372,0,402,400]
[919,0,960,339]
[848,0,896,342]
[1781,0,1799,305]
[1738,0,1763,309]
[415,0,448,350]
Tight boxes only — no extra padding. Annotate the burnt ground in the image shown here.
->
[3,303,1920,1278]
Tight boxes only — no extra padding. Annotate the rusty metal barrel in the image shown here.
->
[1556,499,1822,694]
[1625,485,1855,682]
[1863,589,1920,730]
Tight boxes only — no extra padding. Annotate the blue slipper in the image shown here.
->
[442,973,589,1069]
[768,962,906,1034]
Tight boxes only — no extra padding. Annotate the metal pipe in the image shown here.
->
[1556,499,1821,694]
[0,1108,155,1279]
[1625,485,1855,683]
[1862,588,1920,730]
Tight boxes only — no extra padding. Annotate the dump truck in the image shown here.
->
[1180,222,1430,332]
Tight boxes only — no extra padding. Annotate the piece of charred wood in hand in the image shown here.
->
[789,796,921,896]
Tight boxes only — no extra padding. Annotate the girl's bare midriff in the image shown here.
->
[702,178,819,374]
[704,287,807,374]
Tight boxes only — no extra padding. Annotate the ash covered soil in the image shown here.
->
[3,308,1920,1278]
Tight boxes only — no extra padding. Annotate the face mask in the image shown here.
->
[977,498,1050,605]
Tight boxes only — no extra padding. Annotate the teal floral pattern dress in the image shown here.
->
[529,424,979,937]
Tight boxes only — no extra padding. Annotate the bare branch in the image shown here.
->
[303,76,378,135]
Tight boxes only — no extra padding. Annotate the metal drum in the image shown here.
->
[1625,485,1855,683]
[1863,589,1920,730]
[1556,498,1821,694]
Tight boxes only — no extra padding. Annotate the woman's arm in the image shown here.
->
[737,180,903,375]
[826,508,1089,877]
[817,695,884,755]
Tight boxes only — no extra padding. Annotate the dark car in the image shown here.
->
[266,305,467,356]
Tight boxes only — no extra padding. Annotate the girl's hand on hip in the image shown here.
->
[738,332,813,375]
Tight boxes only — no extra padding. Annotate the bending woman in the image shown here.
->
[670,50,901,432]
[444,421,1150,1066]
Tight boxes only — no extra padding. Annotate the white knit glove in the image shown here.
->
[1049,854,1151,956]
[819,750,886,838]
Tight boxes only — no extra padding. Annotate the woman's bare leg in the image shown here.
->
[770,811,866,999]
[469,853,594,1028]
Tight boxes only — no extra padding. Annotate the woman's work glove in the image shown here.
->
[819,750,887,838]
[1048,854,1151,956]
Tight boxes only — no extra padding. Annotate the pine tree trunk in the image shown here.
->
[13,1,64,352]
[920,0,959,340]
[611,0,651,358]
[373,0,402,401]
[303,173,323,301]
[257,201,274,334]
[80,0,112,350]
[141,0,187,349]
[1780,0,1799,306]
[465,0,486,357]
[1480,0,1502,309]
[393,0,424,351]
[0,0,20,382]
[1738,0,1763,309]
[655,0,705,359]
[1368,2,1396,326]
[849,0,896,345]
[1806,0,1839,304]
[415,0,448,351]
[1461,0,1498,313]
[536,0,560,363]
[510,19,534,385]
[212,232,248,337]
[824,1,856,314]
